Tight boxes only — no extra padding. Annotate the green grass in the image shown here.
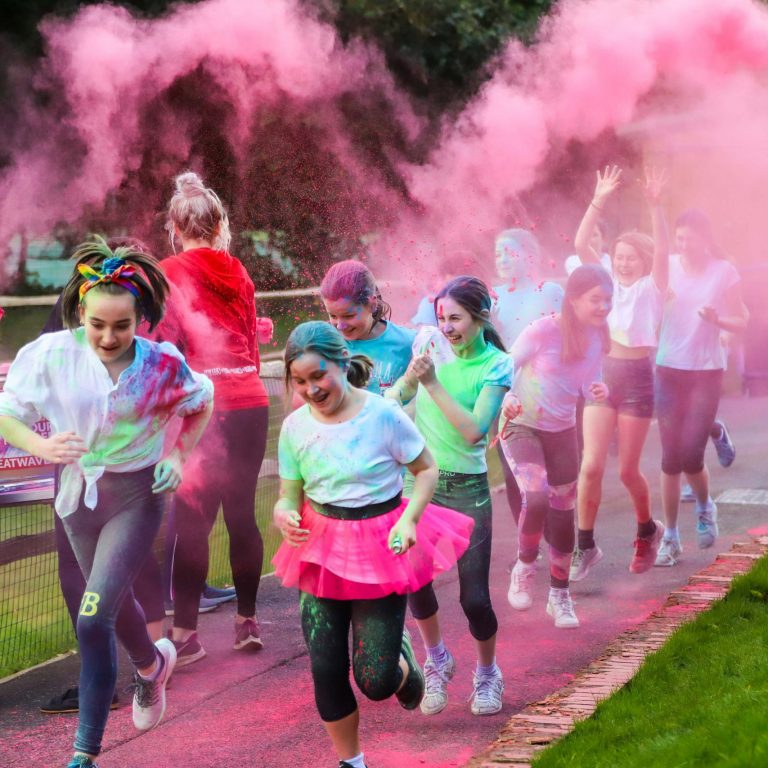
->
[533,556,768,768]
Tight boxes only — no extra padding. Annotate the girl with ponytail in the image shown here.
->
[387,276,513,718]
[273,321,472,768]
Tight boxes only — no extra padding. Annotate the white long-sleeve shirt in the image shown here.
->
[0,329,213,517]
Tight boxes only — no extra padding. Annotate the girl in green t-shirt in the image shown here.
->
[388,276,512,718]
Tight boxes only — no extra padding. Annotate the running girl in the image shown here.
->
[387,276,512,717]
[502,265,611,628]
[321,260,415,395]
[272,321,472,768]
[0,237,214,768]
[654,209,748,566]
[157,171,270,662]
[570,166,669,579]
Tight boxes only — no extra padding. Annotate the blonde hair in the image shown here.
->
[612,231,654,275]
[166,171,231,251]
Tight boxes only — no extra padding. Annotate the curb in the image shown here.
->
[465,535,768,768]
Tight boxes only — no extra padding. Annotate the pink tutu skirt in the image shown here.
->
[272,498,474,600]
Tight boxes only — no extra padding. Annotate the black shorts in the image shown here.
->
[591,356,654,418]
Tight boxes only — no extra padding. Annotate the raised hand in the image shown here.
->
[592,165,622,207]
[643,166,669,206]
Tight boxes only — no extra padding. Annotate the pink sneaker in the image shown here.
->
[630,521,664,573]
[233,618,263,651]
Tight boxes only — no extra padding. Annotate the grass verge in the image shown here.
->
[533,554,768,768]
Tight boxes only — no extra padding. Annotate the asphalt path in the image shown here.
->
[2,396,767,768]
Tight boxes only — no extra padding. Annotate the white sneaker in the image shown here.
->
[654,537,683,567]
[420,650,456,715]
[696,500,718,549]
[470,665,504,716]
[546,588,579,629]
[132,638,176,731]
[508,560,535,610]
[569,545,604,582]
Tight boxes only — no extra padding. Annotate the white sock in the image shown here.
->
[341,752,366,768]
[476,659,498,677]
[549,586,569,598]
[426,639,448,665]
[514,559,535,572]
[664,526,680,541]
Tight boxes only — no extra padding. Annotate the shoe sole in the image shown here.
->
[569,548,604,583]
[233,636,264,651]
[397,630,425,710]
[40,700,119,715]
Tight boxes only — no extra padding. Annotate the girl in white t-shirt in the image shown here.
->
[272,321,472,768]
[653,210,748,566]
[569,166,669,580]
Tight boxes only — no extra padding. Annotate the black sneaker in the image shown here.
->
[168,630,207,668]
[339,762,368,768]
[41,686,119,714]
[395,629,425,710]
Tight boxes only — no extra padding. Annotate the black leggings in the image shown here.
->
[501,424,579,588]
[656,366,722,476]
[408,471,497,642]
[171,406,268,629]
[300,591,406,722]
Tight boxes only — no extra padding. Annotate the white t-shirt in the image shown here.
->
[564,253,612,276]
[491,280,564,349]
[509,316,604,432]
[278,392,424,507]
[656,255,741,371]
[609,275,665,348]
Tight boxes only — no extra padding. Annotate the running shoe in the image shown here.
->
[66,757,98,768]
[164,597,221,617]
[420,649,456,715]
[629,521,664,574]
[569,546,604,582]
[339,762,367,768]
[711,420,736,468]
[654,537,683,567]
[507,560,536,610]
[168,631,206,668]
[546,588,579,629]
[395,629,425,710]
[132,638,176,732]
[233,618,264,651]
[470,665,504,715]
[203,583,238,604]
[680,483,696,503]
[696,500,719,549]
[41,686,119,714]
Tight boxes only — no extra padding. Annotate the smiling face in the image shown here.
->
[612,241,646,286]
[78,289,138,365]
[289,351,348,415]
[436,296,484,351]
[323,296,375,341]
[569,284,613,327]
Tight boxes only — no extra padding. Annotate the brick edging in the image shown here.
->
[465,536,768,768]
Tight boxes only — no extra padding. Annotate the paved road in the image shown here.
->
[2,396,767,768]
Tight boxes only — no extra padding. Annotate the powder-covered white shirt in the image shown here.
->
[279,392,424,507]
[509,316,604,432]
[564,253,612,276]
[0,329,213,517]
[656,255,741,370]
[491,280,564,350]
[609,275,665,348]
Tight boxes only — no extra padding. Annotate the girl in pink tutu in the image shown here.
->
[272,321,472,768]
[387,276,513,718]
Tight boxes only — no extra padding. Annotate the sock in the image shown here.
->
[426,639,448,665]
[476,660,498,677]
[577,528,595,551]
[139,649,164,682]
[549,586,569,597]
[341,752,366,768]
[695,496,713,512]
[638,519,657,539]
[550,576,569,589]
[664,526,680,542]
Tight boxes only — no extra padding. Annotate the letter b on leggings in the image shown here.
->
[79,591,101,617]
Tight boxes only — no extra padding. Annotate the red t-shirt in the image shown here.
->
[155,248,269,411]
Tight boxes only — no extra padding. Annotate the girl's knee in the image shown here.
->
[353,664,400,702]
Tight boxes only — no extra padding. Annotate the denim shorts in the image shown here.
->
[591,356,654,418]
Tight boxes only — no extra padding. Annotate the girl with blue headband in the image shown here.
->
[0,235,214,768]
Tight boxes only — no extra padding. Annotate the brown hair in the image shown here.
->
[320,260,391,323]
[612,231,654,275]
[60,235,169,331]
[560,265,612,363]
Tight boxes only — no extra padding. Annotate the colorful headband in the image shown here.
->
[78,257,143,301]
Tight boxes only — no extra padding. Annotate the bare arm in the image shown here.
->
[574,165,622,264]
[645,167,670,292]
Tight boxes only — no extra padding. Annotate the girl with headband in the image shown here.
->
[273,321,472,768]
[388,276,512,717]
[0,236,213,768]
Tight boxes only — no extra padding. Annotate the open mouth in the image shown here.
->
[309,392,329,404]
